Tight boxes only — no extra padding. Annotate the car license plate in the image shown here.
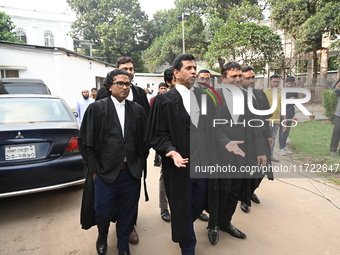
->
[5,145,36,160]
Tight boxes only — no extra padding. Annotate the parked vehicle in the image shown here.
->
[0,78,51,94]
[0,95,85,198]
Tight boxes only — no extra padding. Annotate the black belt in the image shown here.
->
[122,162,128,169]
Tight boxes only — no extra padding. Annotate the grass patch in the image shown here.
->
[289,120,340,178]
[327,178,340,185]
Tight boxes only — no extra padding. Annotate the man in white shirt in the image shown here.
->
[78,69,148,255]
[146,54,215,254]
[76,89,94,124]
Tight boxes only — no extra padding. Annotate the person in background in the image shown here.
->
[149,82,171,222]
[76,88,94,124]
[264,75,286,162]
[330,78,340,156]
[90,88,98,100]
[279,76,298,156]
[164,68,176,89]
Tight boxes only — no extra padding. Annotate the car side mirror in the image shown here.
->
[73,112,78,118]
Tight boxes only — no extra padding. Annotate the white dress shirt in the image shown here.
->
[175,84,200,127]
[126,86,134,101]
[222,88,240,123]
[111,96,125,138]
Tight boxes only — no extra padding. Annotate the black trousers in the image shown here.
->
[94,168,140,253]
[179,178,208,255]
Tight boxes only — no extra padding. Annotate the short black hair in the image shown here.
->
[285,76,295,83]
[103,69,131,90]
[198,69,211,75]
[222,62,241,76]
[116,57,134,68]
[172,54,195,71]
[91,87,98,92]
[158,82,167,88]
[270,74,281,80]
[164,68,174,84]
[241,66,254,73]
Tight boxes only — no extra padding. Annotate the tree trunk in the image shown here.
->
[320,47,328,89]
[312,49,318,102]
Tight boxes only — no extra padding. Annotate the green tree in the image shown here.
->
[143,15,207,72]
[0,11,21,43]
[269,0,340,82]
[206,22,282,73]
[66,0,154,65]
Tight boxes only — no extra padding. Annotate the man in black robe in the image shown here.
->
[211,62,267,243]
[146,54,216,255]
[78,69,148,255]
[240,66,274,213]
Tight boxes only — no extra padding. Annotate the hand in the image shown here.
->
[268,138,274,148]
[92,173,96,180]
[281,120,287,132]
[257,155,267,168]
[225,141,245,157]
[166,151,189,168]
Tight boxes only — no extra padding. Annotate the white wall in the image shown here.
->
[0,44,114,110]
[133,75,164,93]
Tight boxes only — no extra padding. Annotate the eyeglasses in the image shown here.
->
[112,82,131,88]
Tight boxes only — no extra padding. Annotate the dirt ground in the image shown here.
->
[1,149,340,255]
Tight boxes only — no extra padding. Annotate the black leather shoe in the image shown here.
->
[128,227,139,244]
[208,226,219,245]
[198,213,209,222]
[118,251,131,255]
[220,223,247,239]
[96,235,107,255]
[240,202,250,213]
[251,193,261,204]
[161,209,171,222]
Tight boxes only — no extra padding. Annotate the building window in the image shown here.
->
[44,31,54,47]
[1,70,19,78]
[16,29,27,43]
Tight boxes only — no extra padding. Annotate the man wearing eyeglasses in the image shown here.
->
[79,69,148,255]
[116,56,150,245]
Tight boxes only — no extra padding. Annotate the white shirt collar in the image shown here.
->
[111,95,126,105]
[175,84,190,95]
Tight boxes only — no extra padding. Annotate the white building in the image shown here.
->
[0,5,74,50]
[0,41,115,109]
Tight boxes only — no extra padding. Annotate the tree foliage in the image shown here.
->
[206,22,283,74]
[66,0,154,64]
[0,11,21,43]
[269,0,340,82]
[144,0,265,72]
[143,15,207,72]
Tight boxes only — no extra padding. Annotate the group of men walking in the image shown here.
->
[78,54,298,255]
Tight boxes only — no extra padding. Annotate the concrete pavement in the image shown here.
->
[0,148,339,254]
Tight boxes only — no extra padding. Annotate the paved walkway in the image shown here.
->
[128,148,340,255]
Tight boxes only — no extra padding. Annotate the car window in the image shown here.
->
[1,85,47,94]
[0,98,73,123]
